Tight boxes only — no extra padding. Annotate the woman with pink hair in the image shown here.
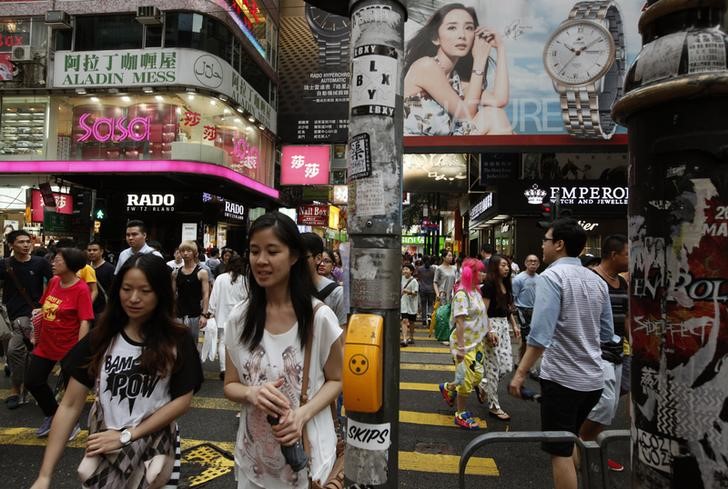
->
[438,258,488,430]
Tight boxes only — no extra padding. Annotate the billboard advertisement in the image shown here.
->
[403,1,641,139]
[279,0,351,143]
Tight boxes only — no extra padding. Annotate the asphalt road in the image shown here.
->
[0,326,631,488]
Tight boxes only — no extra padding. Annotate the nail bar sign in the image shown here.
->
[77,113,152,143]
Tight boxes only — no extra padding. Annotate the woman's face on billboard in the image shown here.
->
[434,9,476,58]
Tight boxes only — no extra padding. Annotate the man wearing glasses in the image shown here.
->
[300,233,347,331]
[509,218,615,489]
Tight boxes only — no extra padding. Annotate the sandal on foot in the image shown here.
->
[488,407,511,421]
[475,385,487,404]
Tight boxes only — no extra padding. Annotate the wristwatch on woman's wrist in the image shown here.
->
[119,428,132,446]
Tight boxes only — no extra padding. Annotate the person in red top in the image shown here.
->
[27,246,93,439]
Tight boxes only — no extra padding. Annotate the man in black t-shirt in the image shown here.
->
[0,230,52,409]
[579,235,629,472]
[87,241,115,319]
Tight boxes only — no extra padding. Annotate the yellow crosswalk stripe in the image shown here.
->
[399,451,499,476]
[399,410,487,429]
[401,362,455,372]
[400,382,438,392]
[402,346,451,354]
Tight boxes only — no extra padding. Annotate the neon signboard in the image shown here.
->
[216,0,266,58]
[77,113,151,143]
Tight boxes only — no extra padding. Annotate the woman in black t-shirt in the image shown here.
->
[477,255,520,421]
[30,253,203,489]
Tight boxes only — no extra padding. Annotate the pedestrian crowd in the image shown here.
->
[0,214,631,489]
[0,213,345,489]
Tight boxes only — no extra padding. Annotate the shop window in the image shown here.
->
[75,15,143,51]
[165,12,270,103]
[0,97,47,157]
[55,29,72,51]
[145,25,163,48]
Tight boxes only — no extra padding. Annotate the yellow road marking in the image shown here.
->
[399,451,499,476]
[400,382,438,392]
[400,410,487,429]
[0,427,497,476]
[402,346,451,354]
[401,362,455,372]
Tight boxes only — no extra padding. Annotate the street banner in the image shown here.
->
[403,1,641,138]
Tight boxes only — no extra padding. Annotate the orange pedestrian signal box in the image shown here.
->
[343,314,384,413]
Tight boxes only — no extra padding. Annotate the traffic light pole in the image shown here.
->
[345,2,406,487]
[306,0,407,487]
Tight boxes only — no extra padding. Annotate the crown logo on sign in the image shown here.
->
[524,184,547,205]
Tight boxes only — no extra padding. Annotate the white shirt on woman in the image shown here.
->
[208,272,248,331]
[225,299,342,488]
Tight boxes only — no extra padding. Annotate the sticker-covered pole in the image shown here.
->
[612,1,728,487]
[345,0,405,487]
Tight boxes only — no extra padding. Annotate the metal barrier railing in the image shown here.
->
[458,429,630,489]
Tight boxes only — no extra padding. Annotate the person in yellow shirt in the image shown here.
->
[76,264,98,304]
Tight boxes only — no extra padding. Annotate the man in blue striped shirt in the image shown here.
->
[509,218,614,489]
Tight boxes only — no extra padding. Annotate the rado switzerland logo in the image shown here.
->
[524,184,548,205]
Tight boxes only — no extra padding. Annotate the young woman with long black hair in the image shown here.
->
[223,212,343,489]
[30,254,203,489]
[477,254,520,421]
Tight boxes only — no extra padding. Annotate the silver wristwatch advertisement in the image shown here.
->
[305,4,351,69]
[543,1,626,139]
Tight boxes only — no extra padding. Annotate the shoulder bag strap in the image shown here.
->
[401,278,414,294]
[5,259,37,310]
[300,302,325,406]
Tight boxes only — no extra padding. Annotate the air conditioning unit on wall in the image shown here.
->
[136,6,162,25]
[11,45,33,63]
[45,10,72,29]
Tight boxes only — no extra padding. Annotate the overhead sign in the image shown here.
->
[403,153,468,193]
[470,193,494,222]
[30,190,73,222]
[52,48,276,133]
[126,193,175,213]
[524,184,628,206]
[77,113,151,143]
[297,205,329,227]
[498,180,629,216]
[281,145,331,185]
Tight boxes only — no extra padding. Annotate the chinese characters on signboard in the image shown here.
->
[280,145,330,185]
[30,190,74,222]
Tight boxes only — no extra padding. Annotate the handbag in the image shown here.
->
[78,339,176,489]
[0,304,10,342]
[300,303,345,489]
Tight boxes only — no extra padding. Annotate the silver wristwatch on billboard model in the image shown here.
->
[543,1,625,139]
[305,4,351,69]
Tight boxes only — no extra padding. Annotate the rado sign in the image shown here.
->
[224,200,245,221]
[126,194,176,212]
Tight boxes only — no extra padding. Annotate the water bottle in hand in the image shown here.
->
[267,415,308,472]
